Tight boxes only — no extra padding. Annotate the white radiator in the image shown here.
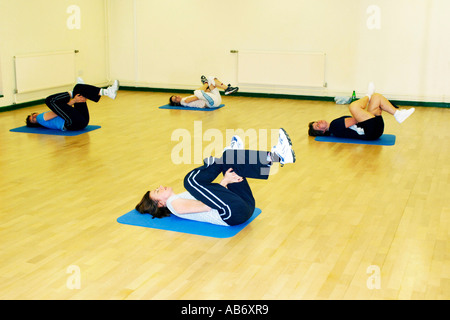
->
[14,50,77,93]
[237,51,326,88]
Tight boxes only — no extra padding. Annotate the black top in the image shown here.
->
[329,116,384,140]
[329,116,363,139]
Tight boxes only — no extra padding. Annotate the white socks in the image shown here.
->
[363,81,415,124]
[394,108,415,123]
[70,77,86,97]
[224,136,244,152]
[101,80,120,100]
[76,78,119,100]
[366,82,375,100]
[207,76,216,88]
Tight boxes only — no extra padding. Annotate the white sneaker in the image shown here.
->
[366,82,375,100]
[104,80,120,99]
[394,108,415,123]
[224,135,244,151]
[271,128,296,165]
[70,78,86,97]
[77,77,85,84]
[207,76,216,88]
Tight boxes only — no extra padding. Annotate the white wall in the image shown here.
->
[1,0,449,108]
[108,0,450,103]
[0,0,109,108]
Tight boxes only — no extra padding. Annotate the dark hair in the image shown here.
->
[308,121,330,137]
[135,191,171,219]
[169,95,180,106]
[25,113,43,128]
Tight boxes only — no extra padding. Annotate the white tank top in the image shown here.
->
[166,191,229,226]
[181,96,207,108]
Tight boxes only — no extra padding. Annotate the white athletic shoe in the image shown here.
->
[207,76,216,88]
[394,108,415,124]
[224,135,244,151]
[103,80,120,100]
[366,82,375,100]
[70,77,86,97]
[271,128,296,166]
[224,85,239,95]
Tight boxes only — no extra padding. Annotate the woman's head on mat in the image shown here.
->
[25,113,42,127]
[135,186,173,218]
[308,120,331,136]
[169,95,182,106]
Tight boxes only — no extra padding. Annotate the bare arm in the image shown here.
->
[43,111,59,121]
[219,168,243,188]
[67,94,87,106]
[182,95,200,104]
[43,94,86,120]
[170,198,212,214]
[344,117,358,128]
[172,169,243,214]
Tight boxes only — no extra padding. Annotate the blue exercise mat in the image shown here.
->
[117,207,262,238]
[158,104,225,111]
[9,125,101,136]
[315,134,396,146]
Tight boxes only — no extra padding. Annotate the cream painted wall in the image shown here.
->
[0,0,108,108]
[108,0,450,103]
[1,0,449,107]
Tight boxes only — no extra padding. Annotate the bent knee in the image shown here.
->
[371,93,382,100]
[348,101,362,112]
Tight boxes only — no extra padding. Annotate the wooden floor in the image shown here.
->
[0,90,449,300]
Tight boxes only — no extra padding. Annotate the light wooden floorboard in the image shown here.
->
[0,90,448,299]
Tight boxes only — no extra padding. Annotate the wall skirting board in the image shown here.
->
[122,86,450,108]
[1,86,449,113]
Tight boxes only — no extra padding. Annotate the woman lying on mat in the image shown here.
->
[169,75,238,108]
[308,83,415,140]
[25,78,119,131]
[135,129,296,226]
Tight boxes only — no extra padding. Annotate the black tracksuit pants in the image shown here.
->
[183,149,272,226]
[44,84,101,131]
